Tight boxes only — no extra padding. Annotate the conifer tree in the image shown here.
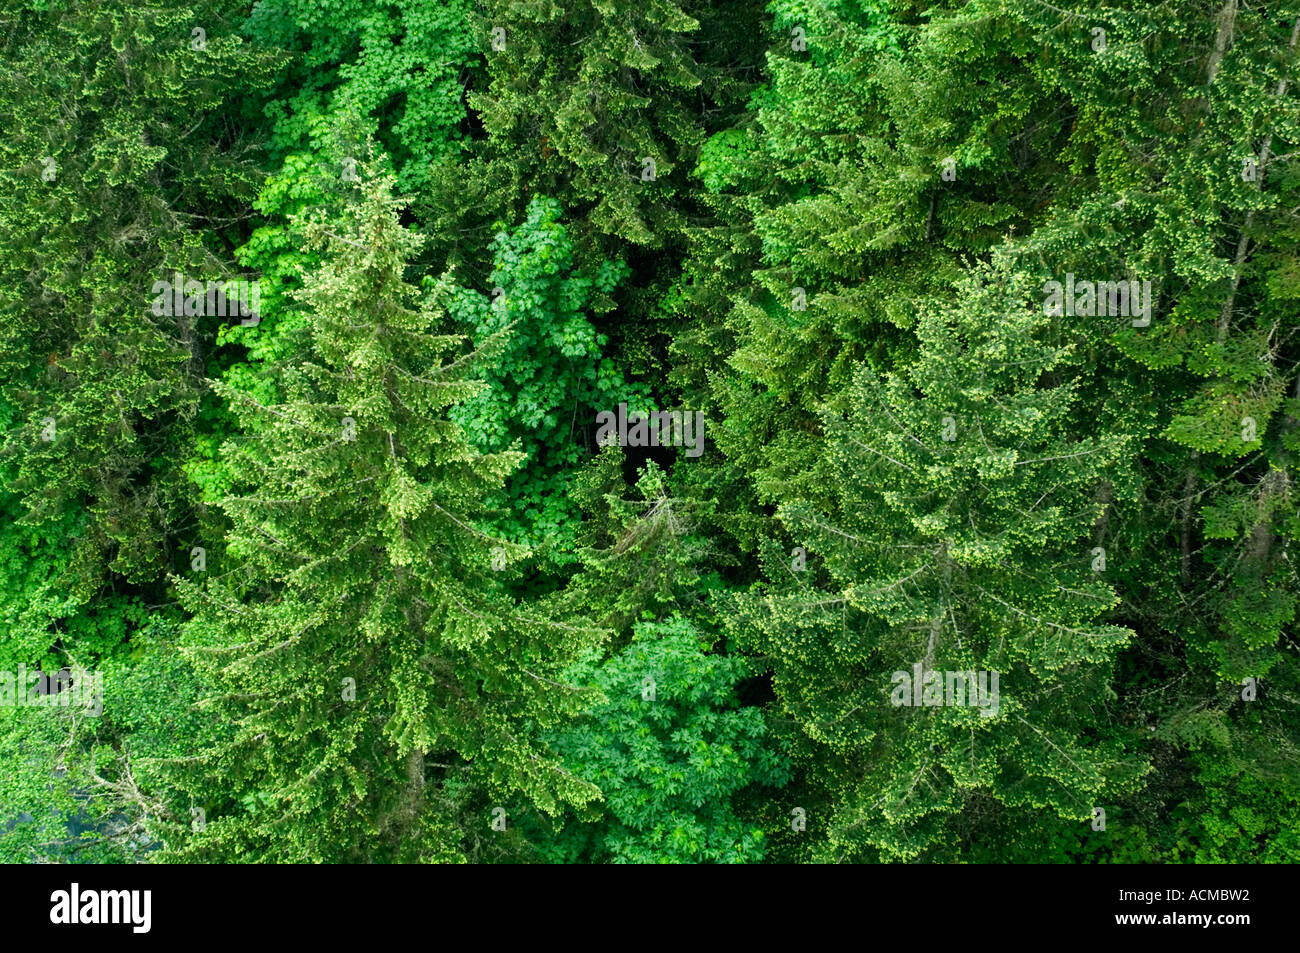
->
[165,165,603,862]
[994,0,1300,834]
[560,454,708,636]
[468,0,710,250]
[0,0,279,655]
[728,257,1151,861]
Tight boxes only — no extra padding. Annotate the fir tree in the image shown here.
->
[165,165,604,862]
[728,256,1151,861]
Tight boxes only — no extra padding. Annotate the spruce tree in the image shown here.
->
[0,0,279,654]
[166,165,603,862]
[728,256,1151,861]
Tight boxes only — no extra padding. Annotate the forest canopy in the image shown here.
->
[1,0,1298,865]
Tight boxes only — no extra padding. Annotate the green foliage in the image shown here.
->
[561,456,708,635]
[244,0,479,194]
[470,0,710,249]
[1168,751,1300,863]
[445,196,646,553]
[4,0,1299,868]
[0,615,190,865]
[532,616,788,864]
[158,166,605,862]
[727,257,1153,861]
[0,0,278,568]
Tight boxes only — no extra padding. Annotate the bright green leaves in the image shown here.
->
[245,0,479,193]
[536,616,788,864]
[447,196,645,552]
